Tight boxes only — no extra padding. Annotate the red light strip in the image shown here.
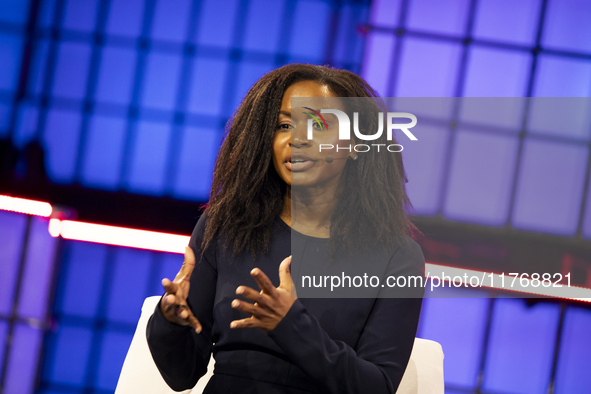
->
[49,218,189,254]
[0,195,52,217]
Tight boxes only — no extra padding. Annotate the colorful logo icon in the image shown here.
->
[303,107,328,131]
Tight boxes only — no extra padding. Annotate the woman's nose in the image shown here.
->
[290,119,310,147]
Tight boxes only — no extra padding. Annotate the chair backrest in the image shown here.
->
[115,296,444,394]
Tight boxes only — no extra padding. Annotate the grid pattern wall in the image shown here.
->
[362,0,591,239]
[417,287,591,393]
[37,240,182,394]
[0,211,59,394]
[0,0,369,200]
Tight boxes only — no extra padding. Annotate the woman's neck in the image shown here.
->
[280,183,342,238]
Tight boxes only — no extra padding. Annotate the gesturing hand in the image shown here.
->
[230,256,296,333]
[160,246,202,333]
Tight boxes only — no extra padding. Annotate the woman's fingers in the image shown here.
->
[236,285,270,307]
[250,268,278,297]
[161,293,179,316]
[175,246,196,281]
[186,311,202,333]
[231,299,268,317]
[164,293,177,306]
[160,299,202,333]
[231,258,297,333]
[278,256,292,290]
[230,317,256,329]
[158,247,201,331]
[175,305,202,333]
[162,278,178,294]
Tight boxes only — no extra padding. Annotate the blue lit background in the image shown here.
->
[1,0,590,393]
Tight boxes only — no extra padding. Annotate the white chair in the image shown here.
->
[115,296,444,394]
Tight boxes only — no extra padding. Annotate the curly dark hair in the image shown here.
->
[200,63,420,259]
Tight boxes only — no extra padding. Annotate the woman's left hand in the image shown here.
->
[230,256,296,333]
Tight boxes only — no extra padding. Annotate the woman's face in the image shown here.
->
[272,80,352,189]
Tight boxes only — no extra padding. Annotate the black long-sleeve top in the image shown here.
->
[146,213,425,393]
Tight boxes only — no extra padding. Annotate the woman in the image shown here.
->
[146,64,425,394]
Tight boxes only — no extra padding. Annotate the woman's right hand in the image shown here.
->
[160,246,202,333]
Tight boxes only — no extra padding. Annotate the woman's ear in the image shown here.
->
[347,135,361,161]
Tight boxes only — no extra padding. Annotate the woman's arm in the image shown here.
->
[268,296,422,393]
[267,239,425,394]
[146,215,217,391]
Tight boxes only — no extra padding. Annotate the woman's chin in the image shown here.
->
[289,176,333,189]
[289,175,316,187]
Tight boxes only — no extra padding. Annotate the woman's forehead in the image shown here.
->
[284,80,333,97]
[280,82,345,113]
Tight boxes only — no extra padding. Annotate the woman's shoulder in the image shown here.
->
[400,235,425,261]
[188,210,218,265]
[389,235,425,275]
[187,211,209,246]
[192,210,209,234]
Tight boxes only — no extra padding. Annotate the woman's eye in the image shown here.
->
[314,121,328,130]
[277,123,292,130]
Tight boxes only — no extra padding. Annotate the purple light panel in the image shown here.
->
[463,47,531,97]
[43,109,82,183]
[105,248,152,324]
[0,212,58,394]
[55,242,108,319]
[555,306,591,392]
[105,0,144,38]
[396,38,462,97]
[17,217,57,320]
[2,324,44,394]
[51,42,92,100]
[289,0,331,61]
[0,0,30,25]
[125,120,171,195]
[187,58,228,116]
[419,287,489,388]
[401,124,449,215]
[542,0,591,53]
[534,55,591,97]
[150,0,191,42]
[0,34,23,94]
[0,211,26,315]
[472,0,540,46]
[369,0,401,28]
[140,52,183,111]
[243,0,286,53]
[81,115,127,189]
[444,129,519,226]
[361,32,396,97]
[483,299,559,393]
[195,0,240,48]
[512,140,588,236]
[62,0,99,33]
[406,0,470,36]
[174,126,219,200]
[95,46,137,106]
